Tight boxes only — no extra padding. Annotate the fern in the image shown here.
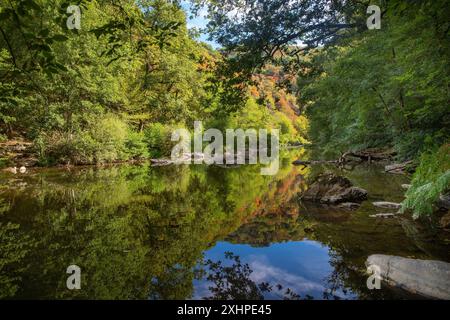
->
[402,145,450,219]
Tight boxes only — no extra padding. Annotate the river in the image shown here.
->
[0,150,449,299]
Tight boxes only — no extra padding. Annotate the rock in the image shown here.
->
[366,255,450,300]
[150,159,173,166]
[2,167,17,174]
[373,202,402,210]
[300,173,368,205]
[401,184,412,190]
[338,202,361,210]
[436,193,450,211]
[322,187,368,204]
[0,140,37,168]
[440,213,450,229]
[370,213,396,219]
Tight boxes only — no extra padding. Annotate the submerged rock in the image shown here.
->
[366,255,450,300]
[440,213,450,229]
[338,202,361,210]
[300,173,368,205]
[323,187,368,204]
[370,213,397,219]
[373,202,402,210]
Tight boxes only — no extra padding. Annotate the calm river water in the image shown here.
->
[1,150,449,299]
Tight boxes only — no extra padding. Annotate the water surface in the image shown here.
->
[1,151,449,299]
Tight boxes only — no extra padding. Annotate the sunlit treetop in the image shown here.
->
[189,0,447,75]
[189,0,376,74]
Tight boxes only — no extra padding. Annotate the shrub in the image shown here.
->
[90,115,129,162]
[125,131,149,160]
[36,114,131,165]
[144,123,180,158]
[402,144,450,219]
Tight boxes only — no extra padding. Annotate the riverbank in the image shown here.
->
[2,141,448,232]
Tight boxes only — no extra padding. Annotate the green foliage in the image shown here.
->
[0,0,243,164]
[36,114,135,165]
[227,97,271,130]
[225,96,302,146]
[293,116,309,144]
[144,123,182,158]
[194,0,370,73]
[402,145,450,219]
[300,3,449,160]
[274,111,296,145]
[90,115,129,162]
[125,131,149,160]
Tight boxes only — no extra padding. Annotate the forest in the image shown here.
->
[0,0,448,219]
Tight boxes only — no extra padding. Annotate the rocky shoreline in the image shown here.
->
[299,171,450,299]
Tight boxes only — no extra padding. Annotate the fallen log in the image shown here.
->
[385,161,414,174]
[292,159,337,166]
[293,149,396,167]
[339,148,396,164]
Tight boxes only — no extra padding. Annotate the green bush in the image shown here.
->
[36,114,132,165]
[402,144,450,219]
[125,131,149,160]
[144,123,180,158]
[90,115,129,162]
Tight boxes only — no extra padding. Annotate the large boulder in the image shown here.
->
[366,255,450,300]
[301,173,368,204]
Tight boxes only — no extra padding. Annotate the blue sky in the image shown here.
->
[181,1,220,48]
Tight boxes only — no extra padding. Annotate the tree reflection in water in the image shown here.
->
[203,252,311,300]
[0,149,449,300]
